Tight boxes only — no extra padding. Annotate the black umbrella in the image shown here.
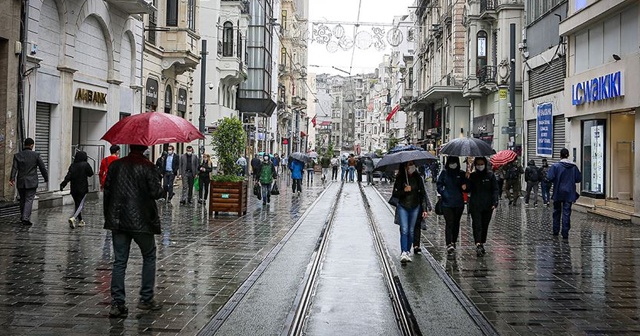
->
[388,145,424,153]
[440,137,496,157]
[374,150,437,171]
[363,152,381,159]
[290,152,311,162]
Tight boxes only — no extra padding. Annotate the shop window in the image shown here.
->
[166,0,178,27]
[223,22,234,57]
[581,119,606,198]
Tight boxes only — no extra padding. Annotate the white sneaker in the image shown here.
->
[406,253,412,262]
[78,220,86,227]
[400,252,409,263]
[68,217,76,229]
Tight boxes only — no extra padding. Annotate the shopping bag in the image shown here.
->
[253,184,261,200]
[194,175,200,191]
[270,183,280,195]
[435,197,443,216]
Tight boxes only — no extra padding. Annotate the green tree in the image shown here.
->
[327,143,334,157]
[210,117,246,181]
[387,136,399,151]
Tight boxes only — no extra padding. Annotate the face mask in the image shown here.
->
[187,152,192,155]
[476,165,485,171]
[168,151,173,155]
[407,165,416,174]
[264,156,270,161]
[448,163,458,169]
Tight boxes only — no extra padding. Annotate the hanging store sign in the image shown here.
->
[75,88,107,104]
[177,88,187,112]
[145,78,159,107]
[571,71,623,106]
[536,103,553,157]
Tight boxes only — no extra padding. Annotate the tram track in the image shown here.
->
[282,182,421,336]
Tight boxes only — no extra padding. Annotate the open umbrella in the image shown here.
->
[363,152,381,159]
[490,150,518,168]
[440,137,495,157]
[375,150,437,171]
[290,152,311,162]
[101,112,204,146]
[388,145,424,153]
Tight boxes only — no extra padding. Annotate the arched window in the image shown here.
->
[223,22,234,57]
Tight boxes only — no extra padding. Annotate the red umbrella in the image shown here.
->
[101,112,204,146]
[490,150,518,168]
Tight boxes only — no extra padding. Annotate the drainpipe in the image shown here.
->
[18,0,30,143]
[508,23,517,151]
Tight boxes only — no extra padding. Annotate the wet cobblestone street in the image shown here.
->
[377,181,640,335]
[0,177,324,335]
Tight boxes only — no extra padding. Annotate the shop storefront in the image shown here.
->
[472,114,495,146]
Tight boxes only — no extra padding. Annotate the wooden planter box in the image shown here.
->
[209,180,248,216]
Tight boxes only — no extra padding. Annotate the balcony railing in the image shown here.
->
[477,65,497,85]
[480,0,497,13]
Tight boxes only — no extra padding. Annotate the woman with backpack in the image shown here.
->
[437,156,468,255]
[467,157,499,256]
[60,151,94,228]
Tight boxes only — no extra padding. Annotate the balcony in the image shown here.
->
[477,65,497,86]
[151,29,200,75]
[105,0,155,14]
[480,0,498,19]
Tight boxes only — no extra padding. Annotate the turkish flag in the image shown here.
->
[311,114,317,127]
[386,104,400,122]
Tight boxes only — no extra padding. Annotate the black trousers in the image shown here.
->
[18,187,37,222]
[198,178,210,200]
[292,179,302,193]
[331,167,338,180]
[470,208,493,244]
[356,169,363,182]
[443,206,464,245]
[71,191,86,221]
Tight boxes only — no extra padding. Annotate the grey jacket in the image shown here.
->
[179,153,199,176]
[10,148,48,189]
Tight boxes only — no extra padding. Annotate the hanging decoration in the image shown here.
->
[304,22,412,53]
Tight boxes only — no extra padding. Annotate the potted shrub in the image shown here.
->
[209,116,248,216]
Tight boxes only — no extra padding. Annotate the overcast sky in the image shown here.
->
[307,0,414,76]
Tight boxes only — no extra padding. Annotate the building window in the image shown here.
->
[223,22,234,57]
[166,0,178,26]
[148,0,157,44]
[187,0,196,31]
[237,32,243,61]
[407,68,413,90]
[581,119,606,198]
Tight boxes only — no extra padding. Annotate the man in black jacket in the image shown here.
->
[104,145,166,318]
[10,138,48,225]
[155,145,180,201]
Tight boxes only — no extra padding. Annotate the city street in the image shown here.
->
[0,177,639,335]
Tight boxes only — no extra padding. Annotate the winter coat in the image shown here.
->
[437,157,468,208]
[198,159,213,181]
[539,164,551,183]
[524,160,540,183]
[364,158,375,173]
[61,151,94,195]
[179,153,200,176]
[156,153,180,175]
[547,159,582,203]
[468,170,499,211]
[256,161,277,184]
[289,159,305,179]
[103,151,166,234]
[10,148,48,189]
[392,171,429,211]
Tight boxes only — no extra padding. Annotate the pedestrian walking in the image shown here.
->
[539,158,551,206]
[9,138,48,226]
[198,154,213,204]
[289,158,304,193]
[103,145,165,318]
[251,154,261,179]
[236,155,247,176]
[364,157,375,185]
[493,166,504,200]
[429,161,440,183]
[412,175,432,255]
[347,154,356,182]
[99,145,120,190]
[272,153,280,172]
[155,145,180,202]
[179,146,199,205]
[330,155,339,181]
[306,159,315,185]
[255,154,278,205]
[467,157,499,256]
[501,160,523,205]
[437,156,468,255]
[60,150,94,228]
[547,148,582,240]
[356,156,363,183]
[281,154,288,174]
[524,159,540,206]
[320,155,331,183]
[392,161,428,264]
[341,155,348,181]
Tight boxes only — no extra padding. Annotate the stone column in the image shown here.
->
[632,107,640,224]
[55,66,77,187]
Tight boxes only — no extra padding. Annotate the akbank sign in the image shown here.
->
[571,71,623,106]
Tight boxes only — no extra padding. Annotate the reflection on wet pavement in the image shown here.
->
[0,178,325,335]
[378,182,640,335]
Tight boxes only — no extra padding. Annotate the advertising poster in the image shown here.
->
[590,125,604,193]
[536,103,553,157]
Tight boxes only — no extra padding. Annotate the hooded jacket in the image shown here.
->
[103,151,165,234]
[289,159,305,179]
[468,158,499,211]
[436,157,468,208]
[61,151,94,195]
[547,159,582,203]
[524,159,539,182]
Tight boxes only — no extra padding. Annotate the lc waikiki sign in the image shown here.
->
[571,71,623,106]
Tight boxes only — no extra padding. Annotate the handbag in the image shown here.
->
[270,183,280,195]
[388,196,399,207]
[194,175,200,191]
[435,197,443,215]
[253,184,261,200]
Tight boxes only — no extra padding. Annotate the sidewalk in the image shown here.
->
[377,182,640,335]
[0,178,325,335]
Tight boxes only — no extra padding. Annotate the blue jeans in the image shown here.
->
[111,230,157,305]
[307,170,314,183]
[261,182,271,202]
[348,167,355,182]
[397,204,420,253]
[341,166,347,181]
[552,201,572,238]
[541,181,551,204]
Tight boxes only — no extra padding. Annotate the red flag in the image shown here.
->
[311,114,317,127]
[386,104,400,122]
